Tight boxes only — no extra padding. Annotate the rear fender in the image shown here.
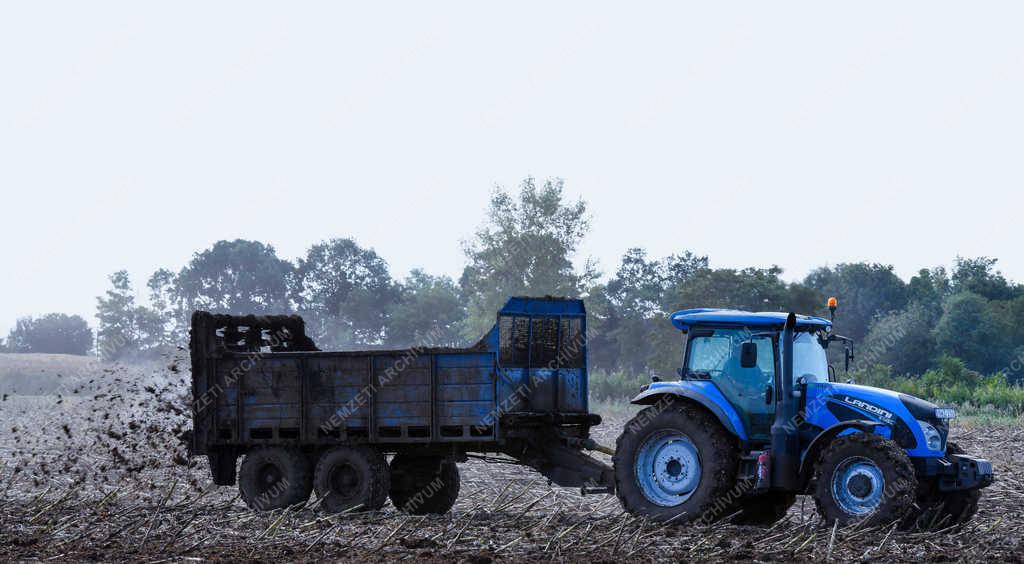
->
[631,382,748,443]
[798,420,888,489]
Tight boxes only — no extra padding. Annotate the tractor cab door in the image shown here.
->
[685,328,777,442]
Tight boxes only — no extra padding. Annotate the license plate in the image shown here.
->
[935,407,957,419]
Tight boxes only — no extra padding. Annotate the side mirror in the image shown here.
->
[844,345,854,372]
[740,341,758,368]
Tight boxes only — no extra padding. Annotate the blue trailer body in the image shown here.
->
[190,296,611,490]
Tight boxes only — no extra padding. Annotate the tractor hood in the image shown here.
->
[821,382,947,420]
[805,382,951,458]
[821,381,904,405]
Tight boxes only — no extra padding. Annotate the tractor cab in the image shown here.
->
[669,309,833,443]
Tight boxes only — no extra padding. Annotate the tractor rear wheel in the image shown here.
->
[904,442,981,529]
[238,447,313,510]
[729,491,797,526]
[813,433,917,526]
[389,454,460,514]
[313,446,390,513]
[614,400,740,523]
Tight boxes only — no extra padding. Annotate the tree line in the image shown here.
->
[4,177,1023,389]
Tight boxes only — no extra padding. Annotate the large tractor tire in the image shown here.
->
[389,454,460,515]
[728,491,797,526]
[904,442,981,530]
[238,447,313,510]
[614,400,740,523]
[313,446,390,513]
[813,433,917,527]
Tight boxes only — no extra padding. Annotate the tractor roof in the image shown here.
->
[670,309,832,332]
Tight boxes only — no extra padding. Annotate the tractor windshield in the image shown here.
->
[791,331,829,383]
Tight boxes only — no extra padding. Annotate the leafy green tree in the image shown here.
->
[951,256,1018,301]
[588,248,681,376]
[859,303,937,376]
[607,248,673,317]
[173,240,293,316]
[804,263,908,342]
[293,238,400,348]
[145,268,184,346]
[96,270,137,359]
[934,292,1012,374]
[670,266,791,312]
[995,294,1024,361]
[460,177,597,338]
[919,355,981,404]
[5,313,94,355]
[387,269,466,347]
[663,251,711,286]
[95,271,166,360]
[907,267,950,320]
[785,283,827,317]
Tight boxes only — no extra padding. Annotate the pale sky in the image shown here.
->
[2,2,1023,333]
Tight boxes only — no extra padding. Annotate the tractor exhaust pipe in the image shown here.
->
[770,312,800,490]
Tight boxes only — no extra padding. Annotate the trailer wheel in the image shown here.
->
[813,433,917,527]
[904,442,981,529]
[238,447,313,511]
[728,491,797,526]
[614,400,740,523]
[389,454,460,514]
[314,446,390,513]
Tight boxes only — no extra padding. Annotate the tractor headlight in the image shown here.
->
[917,420,943,451]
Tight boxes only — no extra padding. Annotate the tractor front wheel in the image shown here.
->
[614,400,740,523]
[813,433,917,526]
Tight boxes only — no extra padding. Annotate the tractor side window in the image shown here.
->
[735,333,775,389]
[686,330,775,386]
[687,335,732,376]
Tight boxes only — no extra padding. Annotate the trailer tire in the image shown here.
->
[904,442,981,530]
[614,400,740,523]
[238,447,313,511]
[813,433,917,527]
[314,446,390,513]
[728,490,797,526]
[389,454,460,515]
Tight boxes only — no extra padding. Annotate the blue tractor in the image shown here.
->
[613,300,994,527]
